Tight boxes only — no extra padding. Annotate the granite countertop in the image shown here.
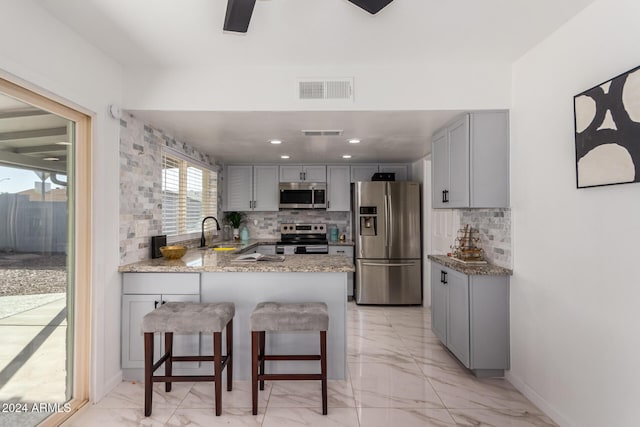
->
[428,255,512,276]
[119,239,355,273]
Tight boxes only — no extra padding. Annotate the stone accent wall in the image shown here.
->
[458,208,511,269]
[242,210,351,240]
[119,113,222,264]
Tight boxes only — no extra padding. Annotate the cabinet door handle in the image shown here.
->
[253,200,256,209]
[440,270,448,284]
[327,200,330,209]
[300,171,303,181]
[443,190,449,203]
[154,300,160,308]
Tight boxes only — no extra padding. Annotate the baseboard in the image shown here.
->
[506,371,573,427]
[94,370,123,403]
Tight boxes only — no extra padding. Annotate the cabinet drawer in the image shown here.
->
[328,246,354,256]
[123,273,200,294]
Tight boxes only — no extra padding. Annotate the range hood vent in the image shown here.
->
[297,78,354,101]
[302,130,344,137]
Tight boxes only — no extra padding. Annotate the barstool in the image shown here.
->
[142,301,234,416]
[249,301,329,415]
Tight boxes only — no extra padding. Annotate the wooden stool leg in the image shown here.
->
[259,331,265,390]
[144,332,154,417]
[251,331,259,415]
[226,319,233,391]
[213,331,222,416]
[164,332,173,392]
[320,330,327,415]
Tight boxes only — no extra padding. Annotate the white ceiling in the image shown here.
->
[130,109,463,163]
[35,0,596,163]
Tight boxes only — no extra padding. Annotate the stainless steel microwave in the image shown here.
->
[279,182,327,209]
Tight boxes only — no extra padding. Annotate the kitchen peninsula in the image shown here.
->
[118,240,354,382]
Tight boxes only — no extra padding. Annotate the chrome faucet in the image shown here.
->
[200,216,221,247]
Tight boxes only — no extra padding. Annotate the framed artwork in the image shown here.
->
[574,65,640,188]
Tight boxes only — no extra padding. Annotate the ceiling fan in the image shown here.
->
[223,0,394,33]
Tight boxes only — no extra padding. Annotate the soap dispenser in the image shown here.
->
[240,226,250,242]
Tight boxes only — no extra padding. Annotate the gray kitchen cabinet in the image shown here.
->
[226,165,279,211]
[432,111,509,208]
[350,164,379,182]
[121,273,201,371]
[378,164,410,181]
[327,165,351,211]
[279,165,326,182]
[430,261,509,376]
[329,245,354,298]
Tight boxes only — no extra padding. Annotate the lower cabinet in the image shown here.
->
[329,245,354,298]
[122,273,201,371]
[430,261,509,376]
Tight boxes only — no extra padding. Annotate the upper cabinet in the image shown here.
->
[226,163,412,212]
[432,111,509,209]
[378,164,409,181]
[226,165,279,211]
[280,165,326,182]
[350,164,379,182]
[327,165,351,211]
[350,164,410,182]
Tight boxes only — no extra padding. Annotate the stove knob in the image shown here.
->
[314,226,318,230]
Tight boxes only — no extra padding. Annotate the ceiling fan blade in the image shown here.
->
[347,0,394,14]
[223,0,257,33]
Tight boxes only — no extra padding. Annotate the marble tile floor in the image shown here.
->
[63,303,557,427]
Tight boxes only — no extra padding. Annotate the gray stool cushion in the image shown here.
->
[142,302,235,334]
[250,302,329,332]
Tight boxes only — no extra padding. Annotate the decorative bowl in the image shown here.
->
[159,245,187,260]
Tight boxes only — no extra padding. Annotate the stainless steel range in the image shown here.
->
[276,223,328,255]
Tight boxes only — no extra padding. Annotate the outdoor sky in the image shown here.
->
[0,165,63,193]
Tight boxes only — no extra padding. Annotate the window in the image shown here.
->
[162,151,217,236]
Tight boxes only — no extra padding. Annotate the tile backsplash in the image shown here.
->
[458,208,511,269]
[242,210,351,240]
[119,113,222,265]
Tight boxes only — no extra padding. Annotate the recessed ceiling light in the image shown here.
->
[281,155,290,159]
[348,139,361,144]
[43,157,60,161]
[55,141,72,146]
[270,140,282,144]
[342,155,352,159]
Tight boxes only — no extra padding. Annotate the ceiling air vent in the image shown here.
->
[302,130,344,137]
[297,78,354,101]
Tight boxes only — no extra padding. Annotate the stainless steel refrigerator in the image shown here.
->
[354,181,422,305]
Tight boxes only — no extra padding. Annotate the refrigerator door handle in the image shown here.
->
[361,262,417,267]
[387,191,393,253]
[384,194,390,252]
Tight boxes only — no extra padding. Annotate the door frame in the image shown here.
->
[0,77,92,425]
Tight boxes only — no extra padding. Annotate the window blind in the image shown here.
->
[162,151,216,236]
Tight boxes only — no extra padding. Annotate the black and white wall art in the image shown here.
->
[574,65,640,188]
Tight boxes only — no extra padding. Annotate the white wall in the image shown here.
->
[123,62,512,111]
[509,0,640,425]
[412,157,432,306]
[0,0,123,402]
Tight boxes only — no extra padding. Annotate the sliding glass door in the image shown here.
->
[0,79,90,426]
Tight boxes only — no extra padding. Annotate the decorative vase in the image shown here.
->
[233,228,240,240]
